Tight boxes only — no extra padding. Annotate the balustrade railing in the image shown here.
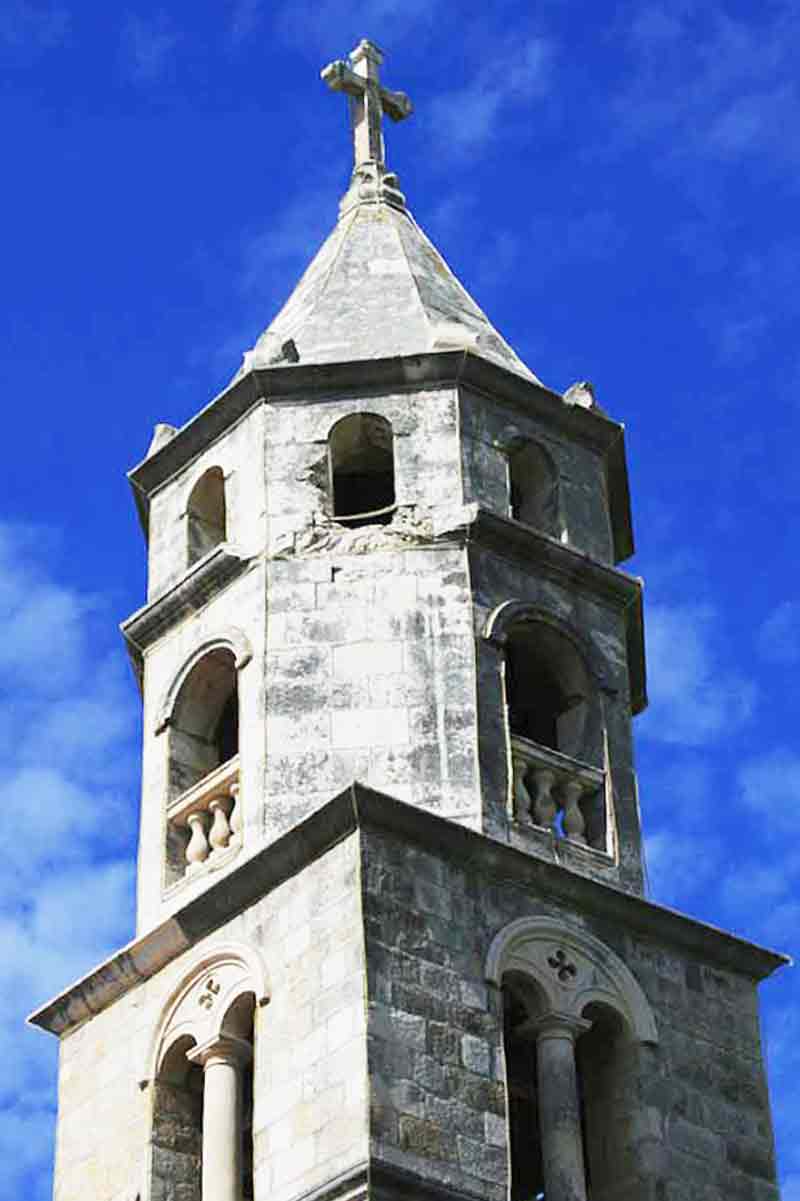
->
[167,755,241,879]
[511,736,604,848]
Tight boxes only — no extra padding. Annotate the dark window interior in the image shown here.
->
[329,414,395,525]
[504,988,545,1201]
[215,687,239,765]
[507,646,569,751]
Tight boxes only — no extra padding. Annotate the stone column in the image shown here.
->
[188,1034,252,1201]
[535,1011,591,1201]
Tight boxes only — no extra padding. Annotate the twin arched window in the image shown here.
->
[328,413,395,525]
[490,919,660,1201]
[150,950,266,1201]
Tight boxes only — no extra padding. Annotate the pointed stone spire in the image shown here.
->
[234,40,542,385]
[321,39,412,215]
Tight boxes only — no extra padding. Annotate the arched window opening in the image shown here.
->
[509,443,559,536]
[168,648,239,799]
[502,975,546,1201]
[187,467,226,567]
[504,621,604,844]
[165,648,241,884]
[151,1036,204,1201]
[329,413,395,526]
[505,622,589,758]
[576,1005,627,1198]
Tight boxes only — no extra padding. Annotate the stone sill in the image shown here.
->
[507,820,616,873]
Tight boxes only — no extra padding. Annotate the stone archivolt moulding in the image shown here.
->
[485,915,658,1044]
[143,942,270,1088]
[154,626,253,736]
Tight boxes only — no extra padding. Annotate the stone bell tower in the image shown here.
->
[32,40,785,1201]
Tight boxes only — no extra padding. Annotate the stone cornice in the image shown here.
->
[121,543,254,683]
[28,785,787,1038]
[127,351,632,562]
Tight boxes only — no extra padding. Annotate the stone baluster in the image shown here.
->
[531,767,557,831]
[228,781,243,849]
[186,812,210,870]
[560,778,587,845]
[512,755,533,822]
[188,1035,252,1201]
[208,797,232,853]
[535,1012,591,1201]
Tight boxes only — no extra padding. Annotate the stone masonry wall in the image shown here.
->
[54,833,368,1201]
[361,822,779,1201]
[460,387,616,565]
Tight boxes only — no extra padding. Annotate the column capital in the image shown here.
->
[532,1009,592,1044]
[187,1033,252,1070]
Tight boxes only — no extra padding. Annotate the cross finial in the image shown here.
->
[321,40,413,214]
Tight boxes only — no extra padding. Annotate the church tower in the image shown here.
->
[32,41,785,1201]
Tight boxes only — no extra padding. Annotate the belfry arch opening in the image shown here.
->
[150,987,256,1201]
[504,621,590,759]
[187,467,226,567]
[508,442,560,537]
[502,973,546,1201]
[168,648,239,799]
[328,413,395,526]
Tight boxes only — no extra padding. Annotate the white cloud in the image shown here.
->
[427,35,553,157]
[783,1174,800,1201]
[0,524,138,1201]
[273,0,439,54]
[122,11,181,83]
[758,600,800,664]
[739,748,800,834]
[616,2,800,173]
[641,603,755,745]
[644,830,723,910]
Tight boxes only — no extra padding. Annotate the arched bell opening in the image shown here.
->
[504,620,590,759]
[168,648,239,800]
[501,971,548,1201]
[186,467,227,567]
[151,1035,203,1201]
[508,442,560,538]
[328,413,395,526]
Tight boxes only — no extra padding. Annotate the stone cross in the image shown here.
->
[321,40,412,170]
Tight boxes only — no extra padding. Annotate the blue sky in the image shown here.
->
[2,0,798,1196]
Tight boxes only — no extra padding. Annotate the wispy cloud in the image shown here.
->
[426,34,553,158]
[229,0,261,47]
[739,747,800,835]
[640,603,755,745]
[0,0,68,53]
[615,2,800,173]
[273,0,440,54]
[0,524,138,1200]
[122,10,181,83]
[758,600,800,665]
